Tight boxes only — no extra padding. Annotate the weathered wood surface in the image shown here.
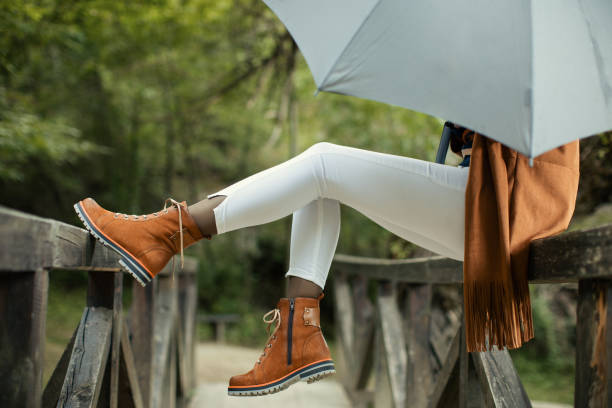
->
[177,271,198,397]
[333,253,463,284]
[574,279,609,408]
[0,269,48,408]
[43,327,78,408]
[428,327,461,408]
[404,284,433,407]
[333,272,354,356]
[377,281,407,408]
[150,275,178,408]
[0,206,200,408]
[130,281,156,407]
[110,272,123,408]
[333,223,612,284]
[57,307,113,408]
[118,321,144,408]
[472,349,531,408]
[0,206,120,271]
[351,275,376,391]
[529,224,612,282]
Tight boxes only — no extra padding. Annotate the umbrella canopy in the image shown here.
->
[263,0,612,158]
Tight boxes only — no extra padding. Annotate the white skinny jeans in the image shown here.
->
[207,142,469,289]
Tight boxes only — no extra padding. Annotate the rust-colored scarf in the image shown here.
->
[463,133,580,352]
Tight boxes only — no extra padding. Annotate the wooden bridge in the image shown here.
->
[0,204,611,407]
[330,224,612,408]
[0,206,197,408]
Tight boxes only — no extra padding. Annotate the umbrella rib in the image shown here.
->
[316,0,384,92]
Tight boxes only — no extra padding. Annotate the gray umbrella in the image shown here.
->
[264,0,612,158]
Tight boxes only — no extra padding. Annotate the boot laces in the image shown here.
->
[257,308,281,364]
[111,198,187,283]
[164,198,185,282]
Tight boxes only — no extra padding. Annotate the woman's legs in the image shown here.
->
[286,198,340,297]
[192,142,469,290]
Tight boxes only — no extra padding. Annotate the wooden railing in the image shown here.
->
[331,223,612,408]
[0,206,199,408]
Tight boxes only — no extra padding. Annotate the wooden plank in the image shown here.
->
[177,270,197,395]
[0,206,119,271]
[352,275,376,390]
[57,306,113,407]
[96,358,111,408]
[528,224,612,282]
[150,276,177,408]
[332,272,355,369]
[377,281,407,408]
[459,322,468,408]
[575,279,609,408]
[166,329,177,408]
[130,280,156,407]
[435,359,460,408]
[466,357,484,408]
[373,327,394,408]
[427,327,460,408]
[0,269,48,408]
[42,326,78,408]
[332,223,612,284]
[472,348,531,408]
[607,285,612,408]
[334,254,463,284]
[176,272,189,397]
[118,321,144,408]
[404,284,433,408]
[110,272,123,408]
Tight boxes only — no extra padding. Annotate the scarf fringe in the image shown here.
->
[464,278,534,352]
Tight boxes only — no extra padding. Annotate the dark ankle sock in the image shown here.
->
[286,276,323,298]
[188,195,227,237]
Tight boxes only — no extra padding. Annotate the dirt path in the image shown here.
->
[190,342,571,408]
[191,342,351,407]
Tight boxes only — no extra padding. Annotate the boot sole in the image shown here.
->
[74,202,153,287]
[227,359,335,396]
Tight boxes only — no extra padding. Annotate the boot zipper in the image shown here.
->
[287,298,295,365]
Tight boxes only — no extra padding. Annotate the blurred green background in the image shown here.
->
[2,1,611,404]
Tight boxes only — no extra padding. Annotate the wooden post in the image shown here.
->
[377,280,407,408]
[130,279,156,407]
[0,269,48,408]
[472,348,531,408]
[404,283,433,408]
[43,327,78,408]
[575,279,610,408]
[352,275,376,391]
[427,327,461,408]
[150,273,178,408]
[110,272,123,408]
[118,321,144,408]
[56,271,117,407]
[333,271,355,366]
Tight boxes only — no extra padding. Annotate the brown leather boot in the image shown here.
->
[74,197,210,286]
[228,293,335,396]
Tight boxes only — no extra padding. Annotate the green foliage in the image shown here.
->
[510,285,576,404]
[0,99,101,182]
[3,2,609,390]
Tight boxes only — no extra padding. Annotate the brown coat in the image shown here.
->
[463,134,580,352]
